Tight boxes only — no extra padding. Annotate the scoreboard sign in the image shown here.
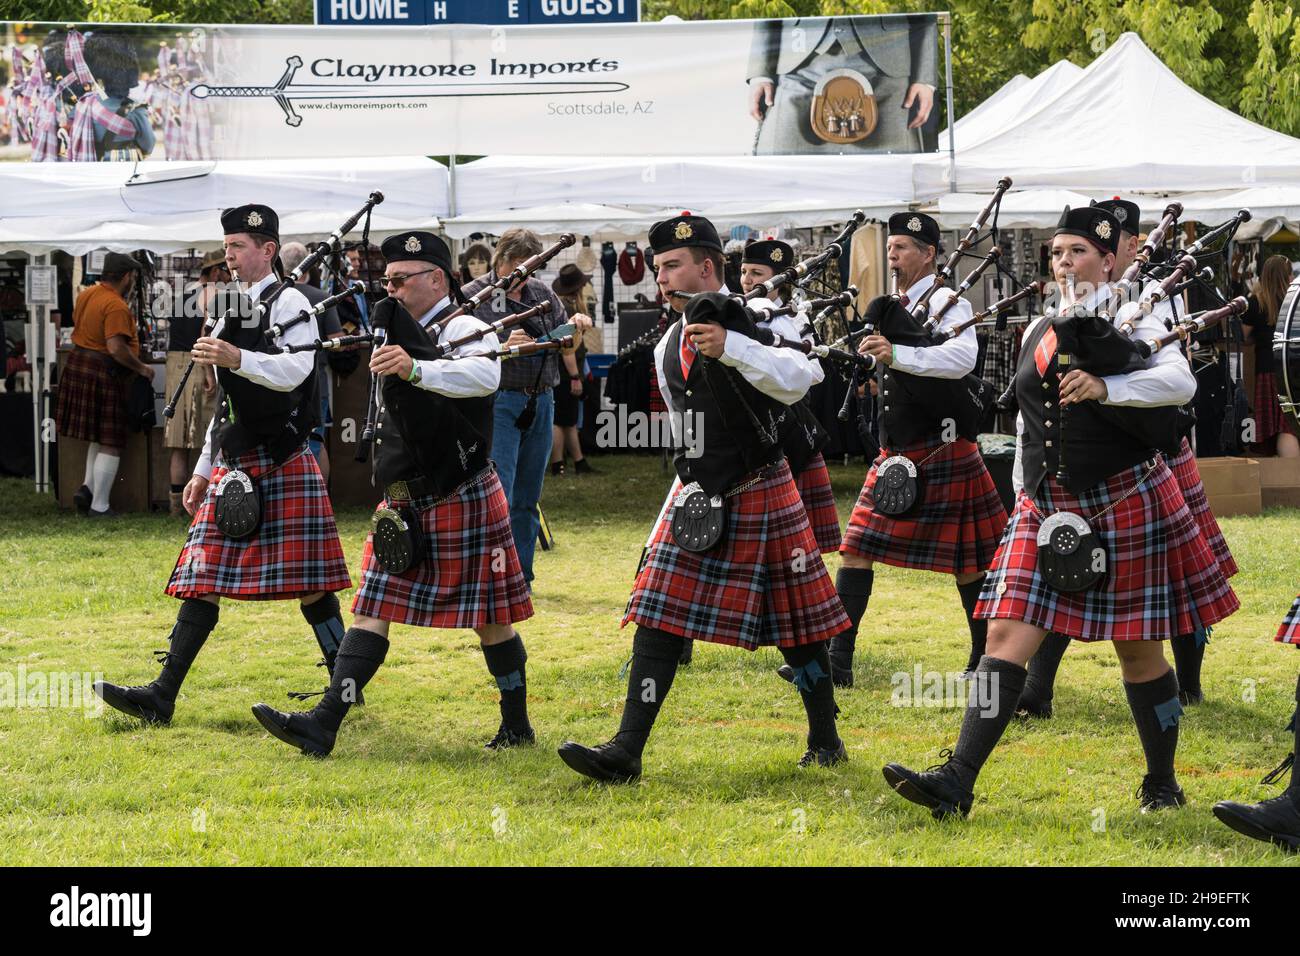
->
[316,0,639,26]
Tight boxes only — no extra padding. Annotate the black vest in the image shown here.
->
[1017,316,1181,496]
[212,282,319,465]
[873,295,973,448]
[662,321,785,496]
[374,301,494,496]
[753,320,829,473]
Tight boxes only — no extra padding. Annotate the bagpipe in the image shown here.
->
[163,190,384,418]
[437,233,576,331]
[908,177,1012,322]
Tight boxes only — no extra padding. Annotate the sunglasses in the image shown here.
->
[381,268,438,289]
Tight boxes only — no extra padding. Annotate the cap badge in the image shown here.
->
[1114,207,1127,224]
[770,248,784,262]
[246,210,263,228]
[404,235,422,253]
[907,216,922,232]
[1094,220,1112,240]
[674,221,693,240]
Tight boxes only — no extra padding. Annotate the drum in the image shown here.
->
[1274,274,1300,431]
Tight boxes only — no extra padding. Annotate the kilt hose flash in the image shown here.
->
[351,466,534,630]
[840,437,1008,576]
[166,443,352,601]
[975,459,1240,643]
[623,460,850,650]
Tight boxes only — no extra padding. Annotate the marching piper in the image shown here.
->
[1017,197,1238,717]
[556,213,852,782]
[1213,596,1300,850]
[93,204,352,725]
[740,238,842,554]
[815,212,1007,688]
[250,232,537,756]
[882,206,1240,819]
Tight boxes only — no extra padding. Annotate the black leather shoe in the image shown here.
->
[798,739,847,768]
[1014,695,1054,720]
[1213,793,1300,851]
[678,640,693,666]
[251,703,336,757]
[778,663,853,689]
[1136,775,1187,812]
[882,750,974,819]
[93,681,174,725]
[486,722,536,750]
[73,484,92,515]
[557,739,641,783]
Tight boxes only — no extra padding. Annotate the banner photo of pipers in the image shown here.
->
[0,14,941,162]
[1,22,225,162]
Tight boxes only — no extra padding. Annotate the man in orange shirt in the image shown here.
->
[56,252,153,516]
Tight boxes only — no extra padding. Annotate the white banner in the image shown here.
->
[2,15,941,162]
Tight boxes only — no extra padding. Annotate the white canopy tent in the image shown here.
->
[0,155,448,255]
[916,33,1300,219]
[939,60,1082,152]
[443,154,917,238]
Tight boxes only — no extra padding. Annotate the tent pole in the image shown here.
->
[943,13,957,194]
[448,152,459,260]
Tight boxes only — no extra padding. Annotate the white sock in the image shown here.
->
[90,453,120,513]
[83,443,100,488]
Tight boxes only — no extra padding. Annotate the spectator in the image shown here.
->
[549,263,598,476]
[56,252,151,516]
[281,241,343,482]
[163,250,225,516]
[1243,254,1298,458]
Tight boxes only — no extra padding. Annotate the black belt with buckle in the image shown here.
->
[384,476,436,501]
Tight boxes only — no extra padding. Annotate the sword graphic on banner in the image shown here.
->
[190,56,631,127]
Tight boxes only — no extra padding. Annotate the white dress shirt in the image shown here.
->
[194,272,317,481]
[891,273,978,379]
[409,296,500,399]
[750,295,826,386]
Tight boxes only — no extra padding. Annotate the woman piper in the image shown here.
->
[739,237,842,554]
[881,205,1240,818]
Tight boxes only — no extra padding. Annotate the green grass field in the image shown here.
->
[1,456,1298,866]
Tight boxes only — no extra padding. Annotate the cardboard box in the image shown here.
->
[1259,456,1300,509]
[1195,456,1261,516]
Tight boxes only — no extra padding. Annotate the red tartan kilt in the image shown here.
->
[1278,594,1300,645]
[1167,438,1238,578]
[351,468,534,629]
[166,444,352,601]
[840,437,1008,575]
[56,350,127,448]
[795,452,842,554]
[1254,371,1285,441]
[623,460,850,649]
[975,459,1240,642]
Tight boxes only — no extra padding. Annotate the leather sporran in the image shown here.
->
[871,454,921,516]
[1036,512,1107,593]
[670,481,726,553]
[810,69,878,145]
[371,504,425,574]
[213,469,261,540]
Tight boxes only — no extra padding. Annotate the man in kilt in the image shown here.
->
[739,238,842,554]
[93,205,353,725]
[557,213,852,782]
[251,232,536,756]
[57,251,154,517]
[1214,594,1300,850]
[1016,197,1238,718]
[812,212,1007,689]
[882,206,1239,819]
